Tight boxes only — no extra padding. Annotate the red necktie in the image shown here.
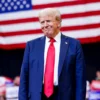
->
[44,38,55,98]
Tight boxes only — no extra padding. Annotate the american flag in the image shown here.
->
[0,0,100,49]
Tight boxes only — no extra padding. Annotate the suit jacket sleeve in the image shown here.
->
[18,42,30,100]
[75,40,86,100]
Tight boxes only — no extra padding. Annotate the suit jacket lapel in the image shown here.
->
[58,34,69,78]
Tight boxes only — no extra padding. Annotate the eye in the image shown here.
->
[46,20,51,22]
[40,21,44,24]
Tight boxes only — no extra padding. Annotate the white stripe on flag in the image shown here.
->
[0,28,100,44]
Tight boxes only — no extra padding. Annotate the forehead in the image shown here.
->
[39,14,56,21]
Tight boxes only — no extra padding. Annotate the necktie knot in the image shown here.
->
[49,38,56,43]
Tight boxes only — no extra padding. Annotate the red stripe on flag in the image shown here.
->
[62,11,100,19]
[0,43,26,50]
[78,36,100,44]
[0,29,42,36]
[0,17,38,25]
[61,23,100,31]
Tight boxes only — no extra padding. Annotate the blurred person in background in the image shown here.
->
[0,94,5,100]
[86,80,90,100]
[90,70,100,91]
[0,76,13,100]
[13,76,20,86]
[88,71,100,100]
[95,70,100,80]
[0,85,6,100]
[19,8,86,100]
[5,76,20,100]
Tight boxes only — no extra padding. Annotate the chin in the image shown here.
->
[47,33,54,37]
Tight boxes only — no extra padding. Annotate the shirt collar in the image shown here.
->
[46,32,61,43]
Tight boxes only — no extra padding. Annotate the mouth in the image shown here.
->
[42,27,53,33]
[43,28,50,32]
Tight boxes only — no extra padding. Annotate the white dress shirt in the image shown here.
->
[44,32,61,86]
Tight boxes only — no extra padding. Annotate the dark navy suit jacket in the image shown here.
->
[19,34,86,100]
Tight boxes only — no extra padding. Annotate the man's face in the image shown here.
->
[39,15,60,38]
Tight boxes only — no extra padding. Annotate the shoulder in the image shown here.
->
[61,34,82,52]
[24,36,45,51]
[28,36,45,44]
[62,34,83,55]
[62,34,80,45]
[25,36,44,47]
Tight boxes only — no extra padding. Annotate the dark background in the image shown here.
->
[0,42,100,82]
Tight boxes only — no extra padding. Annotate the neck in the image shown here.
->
[47,30,60,38]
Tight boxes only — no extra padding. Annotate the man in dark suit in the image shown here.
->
[19,8,86,100]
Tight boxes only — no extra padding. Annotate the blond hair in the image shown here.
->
[39,8,61,22]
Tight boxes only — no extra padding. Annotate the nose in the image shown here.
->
[44,21,48,28]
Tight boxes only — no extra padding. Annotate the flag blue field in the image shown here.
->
[0,0,32,13]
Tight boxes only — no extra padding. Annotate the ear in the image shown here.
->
[57,23,61,28]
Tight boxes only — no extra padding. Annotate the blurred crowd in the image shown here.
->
[0,76,20,100]
[86,70,100,100]
[0,70,100,100]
